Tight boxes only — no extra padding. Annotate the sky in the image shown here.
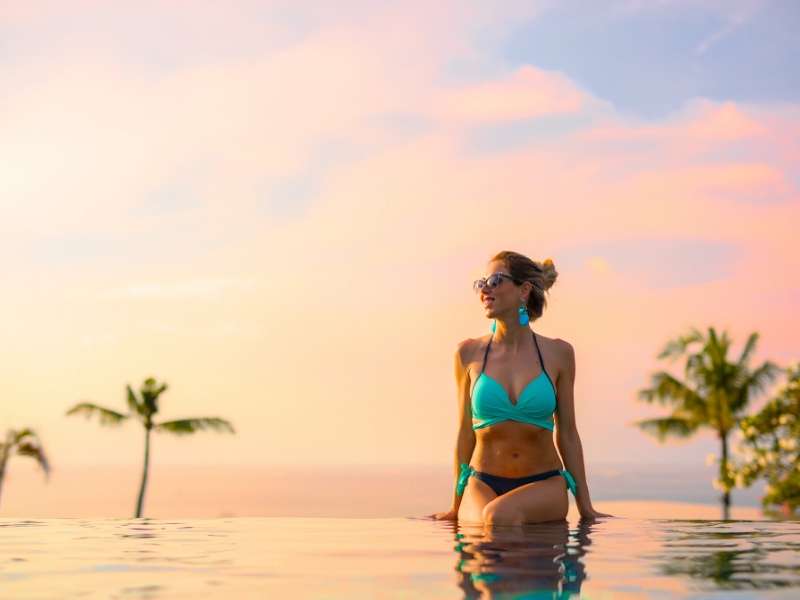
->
[1,0,799,476]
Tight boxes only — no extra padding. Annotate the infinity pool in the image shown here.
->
[1,516,798,598]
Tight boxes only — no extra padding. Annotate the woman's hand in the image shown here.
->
[428,508,458,521]
[578,505,613,521]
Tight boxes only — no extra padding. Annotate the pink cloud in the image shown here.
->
[582,99,768,146]
[432,65,588,123]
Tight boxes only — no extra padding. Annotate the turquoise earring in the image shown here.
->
[490,319,496,333]
[518,304,530,326]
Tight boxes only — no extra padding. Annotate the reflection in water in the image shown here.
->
[654,520,800,591]
[2,516,800,598]
[452,519,592,598]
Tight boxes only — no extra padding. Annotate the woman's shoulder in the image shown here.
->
[455,335,492,364]
[537,333,575,360]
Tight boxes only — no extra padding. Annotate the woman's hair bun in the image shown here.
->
[539,258,558,291]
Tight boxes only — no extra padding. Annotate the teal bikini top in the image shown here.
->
[470,330,557,431]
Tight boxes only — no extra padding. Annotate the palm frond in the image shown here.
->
[636,416,700,442]
[155,417,235,436]
[12,428,35,444]
[139,378,168,416]
[685,352,709,381]
[705,327,727,368]
[16,442,50,477]
[127,385,142,417]
[732,360,782,412]
[657,327,703,360]
[638,371,706,414]
[65,403,129,426]
[736,332,760,371]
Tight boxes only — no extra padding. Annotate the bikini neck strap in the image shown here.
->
[479,333,494,374]
[480,329,543,375]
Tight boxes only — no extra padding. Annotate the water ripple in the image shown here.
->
[0,517,797,598]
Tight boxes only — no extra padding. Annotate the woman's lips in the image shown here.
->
[482,297,494,307]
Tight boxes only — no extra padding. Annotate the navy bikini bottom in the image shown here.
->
[473,469,562,496]
[457,463,578,497]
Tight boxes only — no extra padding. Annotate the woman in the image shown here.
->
[430,251,610,525]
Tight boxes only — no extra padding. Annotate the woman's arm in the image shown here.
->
[451,340,476,512]
[431,340,476,520]
[553,339,612,520]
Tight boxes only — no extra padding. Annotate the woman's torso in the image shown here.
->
[467,332,562,477]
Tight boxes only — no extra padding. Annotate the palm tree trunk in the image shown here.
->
[134,426,152,518]
[0,455,7,508]
[0,438,8,508]
[720,432,731,520]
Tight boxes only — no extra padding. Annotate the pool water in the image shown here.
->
[1,516,798,598]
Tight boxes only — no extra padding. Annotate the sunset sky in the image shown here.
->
[2,1,798,474]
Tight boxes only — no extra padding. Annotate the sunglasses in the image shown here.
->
[472,272,519,293]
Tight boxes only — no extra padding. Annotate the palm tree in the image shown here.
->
[737,363,800,517]
[635,326,779,519]
[66,377,235,518]
[0,428,50,508]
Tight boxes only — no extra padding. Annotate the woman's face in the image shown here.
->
[479,259,522,319]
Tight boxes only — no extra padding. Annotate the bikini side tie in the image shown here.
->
[560,469,578,497]
[456,463,474,496]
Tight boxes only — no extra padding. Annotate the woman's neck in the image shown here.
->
[492,318,531,350]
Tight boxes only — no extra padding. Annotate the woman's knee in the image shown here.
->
[482,500,523,526]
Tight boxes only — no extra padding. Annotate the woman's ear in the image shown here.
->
[521,281,533,302]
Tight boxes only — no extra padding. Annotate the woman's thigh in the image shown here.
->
[483,475,568,525]
[457,477,497,524]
